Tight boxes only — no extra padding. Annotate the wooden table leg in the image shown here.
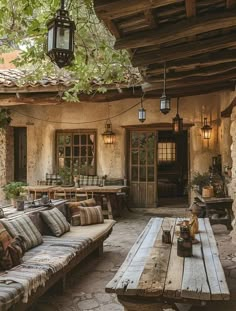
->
[106,194,113,220]
[117,296,168,311]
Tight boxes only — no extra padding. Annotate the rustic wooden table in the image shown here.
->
[106,217,230,311]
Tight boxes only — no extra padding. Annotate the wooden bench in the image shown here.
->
[106,217,230,311]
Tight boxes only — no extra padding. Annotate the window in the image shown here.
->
[158,142,176,164]
[56,130,96,176]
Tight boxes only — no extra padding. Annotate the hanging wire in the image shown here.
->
[163,61,166,96]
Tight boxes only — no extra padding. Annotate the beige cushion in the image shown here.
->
[61,219,116,242]
[40,208,70,237]
[80,206,104,226]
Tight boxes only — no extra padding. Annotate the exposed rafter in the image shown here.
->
[115,10,236,49]
[185,0,196,17]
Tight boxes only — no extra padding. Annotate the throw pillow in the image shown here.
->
[79,205,104,226]
[40,208,70,237]
[0,215,43,251]
[0,223,26,270]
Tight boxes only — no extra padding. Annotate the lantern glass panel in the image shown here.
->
[138,108,146,122]
[56,27,70,49]
[48,27,54,51]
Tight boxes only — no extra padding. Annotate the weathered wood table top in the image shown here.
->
[106,217,230,309]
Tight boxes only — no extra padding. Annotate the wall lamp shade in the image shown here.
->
[138,96,146,122]
[201,117,212,139]
[46,1,75,68]
[173,114,183,133]
[102,119,116,144]
[172,98,183,133]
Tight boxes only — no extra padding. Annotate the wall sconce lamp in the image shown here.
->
[138,95,146,123]
[201,117,212,139]
[172,97,183,133]
[160,62,171,114]
[46,0,76,68]
[102,119,116,144]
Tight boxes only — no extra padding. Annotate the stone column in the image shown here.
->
[230,108,236,242]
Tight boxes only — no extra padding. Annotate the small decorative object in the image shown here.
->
[177,224,192,257]
[189,214,199,239]
[162,229,172,244]
[46,0,76,68]
[160,62,171,114]
[202,185,214,198]
[41,195,49,205]
[3,182,26,208]
[16,199,24,211]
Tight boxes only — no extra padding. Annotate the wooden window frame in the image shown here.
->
[55,129,97,176]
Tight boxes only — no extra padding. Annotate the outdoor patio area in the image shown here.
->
[29,207,236,311]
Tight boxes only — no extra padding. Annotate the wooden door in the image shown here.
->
[128,130,157,208]
[14,127,27,182]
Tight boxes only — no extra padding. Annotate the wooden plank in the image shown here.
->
[137,218,176,296]
[94,0,179,20]
[105,218,158,293]
[226,0,236,8]
[198,219,222,300]
[185,0,196,17]
[164,219,184,298]
[115,10,236,49]
[132,33,236,66]
[181,232,211,300]
[115,218,163,295]
[203,218,230,300]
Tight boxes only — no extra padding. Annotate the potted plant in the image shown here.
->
[58,166,72,186]
[189,172,211,194]
[3,182,26,208]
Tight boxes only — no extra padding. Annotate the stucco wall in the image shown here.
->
[0,90,233,205]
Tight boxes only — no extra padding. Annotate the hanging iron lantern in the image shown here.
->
[46,0,76,68]
[172,97,183,133]
[160,62,171,114]
[138,95,146,123]
[102,119,116,144]
[201,117,212,139]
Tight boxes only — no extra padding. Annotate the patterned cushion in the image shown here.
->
[68,198,97,217]
[0,215,43,251]
[40,208,70,237]
[79,206,104,226]
[0,222,13,269]
[79,175,102,186]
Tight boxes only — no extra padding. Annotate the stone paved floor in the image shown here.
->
[31,207,236,311]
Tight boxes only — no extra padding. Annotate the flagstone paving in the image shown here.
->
[31,209,236,311]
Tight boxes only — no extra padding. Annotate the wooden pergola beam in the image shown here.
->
[185,0,196,17]
[94,0,179,20]
[115,10,236,49]
[221,97,236,117]
[226,0,236,8]
[146,62,236,82]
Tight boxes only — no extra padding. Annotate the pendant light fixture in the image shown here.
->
[138,94,146,123]
[46,0,76,68]
[160,62,171,114]
[102,104,116,144]
[172,97,183,133]
[201,117,212,139]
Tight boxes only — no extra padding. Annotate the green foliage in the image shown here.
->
[0,0,136,99]
[0,108,12,129]
[190,172,211,190]
[3,182,26,200]
[58,166,72,185]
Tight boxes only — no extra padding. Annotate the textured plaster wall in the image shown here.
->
[0,90,233,204]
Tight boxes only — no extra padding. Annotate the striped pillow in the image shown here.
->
[79,206,104,226]
[0,215,43,251]
[40,208,70,237]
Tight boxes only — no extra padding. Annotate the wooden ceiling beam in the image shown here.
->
[142,70,236,92]
[145,51,236,74]
[115,10,236,49]
[94,0,179,20]
[146,62,236,82]
[132,33,236,66]
[185,0,196,17]
[226,0,236,8]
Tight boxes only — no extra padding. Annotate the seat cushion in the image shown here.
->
[61,219,116,242]
[0,215,43,251]
[40,208,70,237]
[79,205,104,226]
